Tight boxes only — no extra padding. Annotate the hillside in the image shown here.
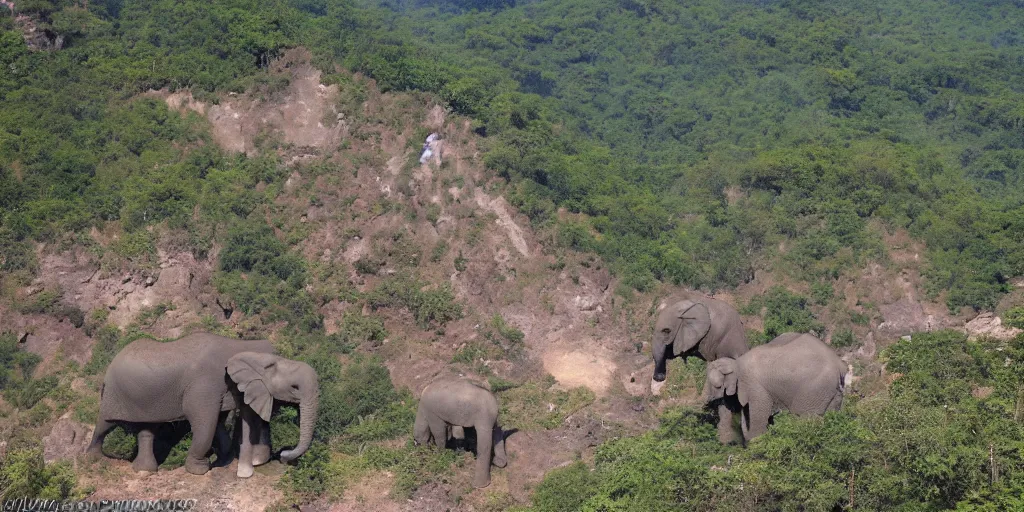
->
[2,0,1024,511]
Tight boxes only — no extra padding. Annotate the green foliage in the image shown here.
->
[830,328,858,349]
[292,352,410,443]
[499,381,595,431]
[1005,307,1024,330]
[326,0,1024,310]
[526,331,1024,510]
[332,312,388,351]
[366,273,463,328]
[744,287,823,340]
[0,446,82,501]
[529,461,598,512]
[100,427,138,461]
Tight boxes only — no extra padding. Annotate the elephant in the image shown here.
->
[703,332,846,442]
[86,332,319,478]
[651,291,749,442]
[414,378,507,488]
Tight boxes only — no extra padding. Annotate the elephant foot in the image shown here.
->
[472,477,491,489]
[237,463,254,479]
[131,457,159,473]
[184,459,211,476]
[84,445,103,460]
[717,431,740,445]
[252,445,271,466]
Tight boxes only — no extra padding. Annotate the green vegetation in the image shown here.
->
[742,286,824,343]
[499,380,595,431]
[332,0,1024,312]
[0,446,82,502]
[528,331,1024,510]
[366,273,463,328]
[3,0,1024,509]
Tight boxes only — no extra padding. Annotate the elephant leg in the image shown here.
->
[252,420,272,466]
[472,422,493,489]
[491,423,507,468]
[236,408,259,478]
[183,407,219,475]
[716,403,740,445]
[86,419,116,457]
[132,427,159,472]
[212,420,233,468]
[428,417,447,450]
[741,401,772,442]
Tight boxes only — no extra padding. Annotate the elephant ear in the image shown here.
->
[675,301,712,353]
[227,352,278,422]
[704,359,738,403]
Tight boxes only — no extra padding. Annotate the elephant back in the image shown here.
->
[98,333,274,423]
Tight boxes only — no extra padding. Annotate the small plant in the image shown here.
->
[830,328,858,349]
[454,251,468,272]
[1004,306,1024,329]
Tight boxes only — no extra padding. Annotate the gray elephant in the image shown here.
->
[414,378,507,488]
[651,292,749,442]
[704,332,846,442]
[86,332,319,478]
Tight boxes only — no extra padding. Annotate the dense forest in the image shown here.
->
[2,0,1024,510]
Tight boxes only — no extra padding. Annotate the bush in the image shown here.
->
[0,447,82,501]
[367,274,463,328]
[1005,306,1024,330]
[744,287,824,339]
[830,328,858,349]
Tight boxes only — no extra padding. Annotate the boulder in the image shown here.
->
[43,415,93,463]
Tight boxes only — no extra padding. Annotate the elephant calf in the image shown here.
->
[414,378,507,488]
[704,333,846,442]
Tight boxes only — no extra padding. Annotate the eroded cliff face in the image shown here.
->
[4,48,1020,512]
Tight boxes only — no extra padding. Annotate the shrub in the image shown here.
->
[0,447,82,501]
[1005,306,1024,330]
[744,287,823,339]
[367,274,463,328]
[830,328,858,349]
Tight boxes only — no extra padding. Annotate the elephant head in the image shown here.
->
[703,358,739,404]
[228,352,320,462]
[652,300,711,384]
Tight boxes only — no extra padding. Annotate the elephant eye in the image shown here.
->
[661,328,671,334]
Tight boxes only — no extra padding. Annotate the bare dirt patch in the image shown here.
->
[542,347,618,396]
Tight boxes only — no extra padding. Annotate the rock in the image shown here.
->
[43,416,92,463]
[144,275,156,287]
[965,312,1023,341]
[856,332,876,359]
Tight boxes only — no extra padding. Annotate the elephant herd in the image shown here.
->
[652,291,847,443]
[84,291,845,488]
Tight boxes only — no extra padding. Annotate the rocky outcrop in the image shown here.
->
[43,415,92,463]
[965,312,1023,341]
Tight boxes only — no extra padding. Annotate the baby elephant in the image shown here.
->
[704,332,846,442]
[414,378,508,488]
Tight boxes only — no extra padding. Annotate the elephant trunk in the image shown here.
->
[280,386,318,462]
[653,342,669,382]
